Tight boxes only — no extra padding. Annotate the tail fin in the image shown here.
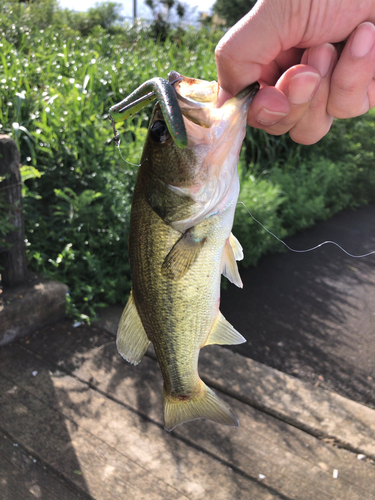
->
[163,380,239,431]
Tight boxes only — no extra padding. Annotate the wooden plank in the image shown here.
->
[199,345,375,460]
[97,305,375,460]
[4,329,375,500]
[0,350,278,500]
[0,430,90,500]
[0,376,191,500]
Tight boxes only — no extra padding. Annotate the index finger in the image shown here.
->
[215,2,303,95]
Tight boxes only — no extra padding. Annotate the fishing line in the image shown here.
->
[238,201,375,259]
[110,116,141,167]
[115,139,141,167]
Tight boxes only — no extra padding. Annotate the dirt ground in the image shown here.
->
[221,204,375,409]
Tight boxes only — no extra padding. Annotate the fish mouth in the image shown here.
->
[169,71,259,128]
[169,70,219,106]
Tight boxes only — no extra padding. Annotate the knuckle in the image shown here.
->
[289,119,332,145]
[329,74,370,117]
[259,122,292,136]
[289,128,315,145]
[327,98,366,119]
[215,43,233,66]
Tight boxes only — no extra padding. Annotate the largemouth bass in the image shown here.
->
[114,72,258,431]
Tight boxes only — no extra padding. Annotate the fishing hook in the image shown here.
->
[109,73,188,149]
[109,115,121,146]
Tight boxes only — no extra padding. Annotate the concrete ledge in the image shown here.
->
[97,304,375,460]
[0,274,68,346]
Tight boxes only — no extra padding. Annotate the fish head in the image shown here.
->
[141,104,197,187]
[142,71,259,231]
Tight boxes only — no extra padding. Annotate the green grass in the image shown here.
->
[1,0,375,319]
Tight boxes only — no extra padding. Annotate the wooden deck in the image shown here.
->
[1,320,375,500]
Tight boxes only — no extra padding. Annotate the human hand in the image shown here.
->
[215,0,375,144]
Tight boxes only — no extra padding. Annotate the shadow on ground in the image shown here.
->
[0,342,91,499]
[10,323,291,499]
[221,204,375,408]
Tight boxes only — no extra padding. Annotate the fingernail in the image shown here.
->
[305,44,336,78]
[257,108,288,126]
[288,72,320,105]
[351,22,375,58]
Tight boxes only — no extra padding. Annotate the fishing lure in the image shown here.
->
[109,74,187,148]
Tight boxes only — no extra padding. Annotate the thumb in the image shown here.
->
[215,0,308,96]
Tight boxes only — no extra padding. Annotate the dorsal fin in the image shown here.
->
[229,232,244,261]
[221,236,243,288]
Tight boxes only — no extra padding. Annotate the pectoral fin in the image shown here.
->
[221,235,243,288]
[162,227,206,279]
[117,291,150,365]
[205,311,246,346]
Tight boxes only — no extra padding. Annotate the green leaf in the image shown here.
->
[20,165,43,182]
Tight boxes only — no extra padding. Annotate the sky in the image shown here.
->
[57,0,215,20]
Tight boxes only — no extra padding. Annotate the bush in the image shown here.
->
[233,112,375,268]
[0,2,221,318]
[1,0,375,318]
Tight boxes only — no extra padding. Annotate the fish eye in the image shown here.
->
[150,120,170,143]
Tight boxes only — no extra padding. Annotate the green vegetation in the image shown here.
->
[234,110,375,266]
[213,0,256,27]
[144,0,188,41]
[1,0,375,319]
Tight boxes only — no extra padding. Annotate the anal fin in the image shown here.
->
[205,311,246,346]
[117,291,150,365]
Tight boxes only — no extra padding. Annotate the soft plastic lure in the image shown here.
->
[109,74,188,149]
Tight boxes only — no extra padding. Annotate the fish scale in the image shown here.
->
[113,72,259,431]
